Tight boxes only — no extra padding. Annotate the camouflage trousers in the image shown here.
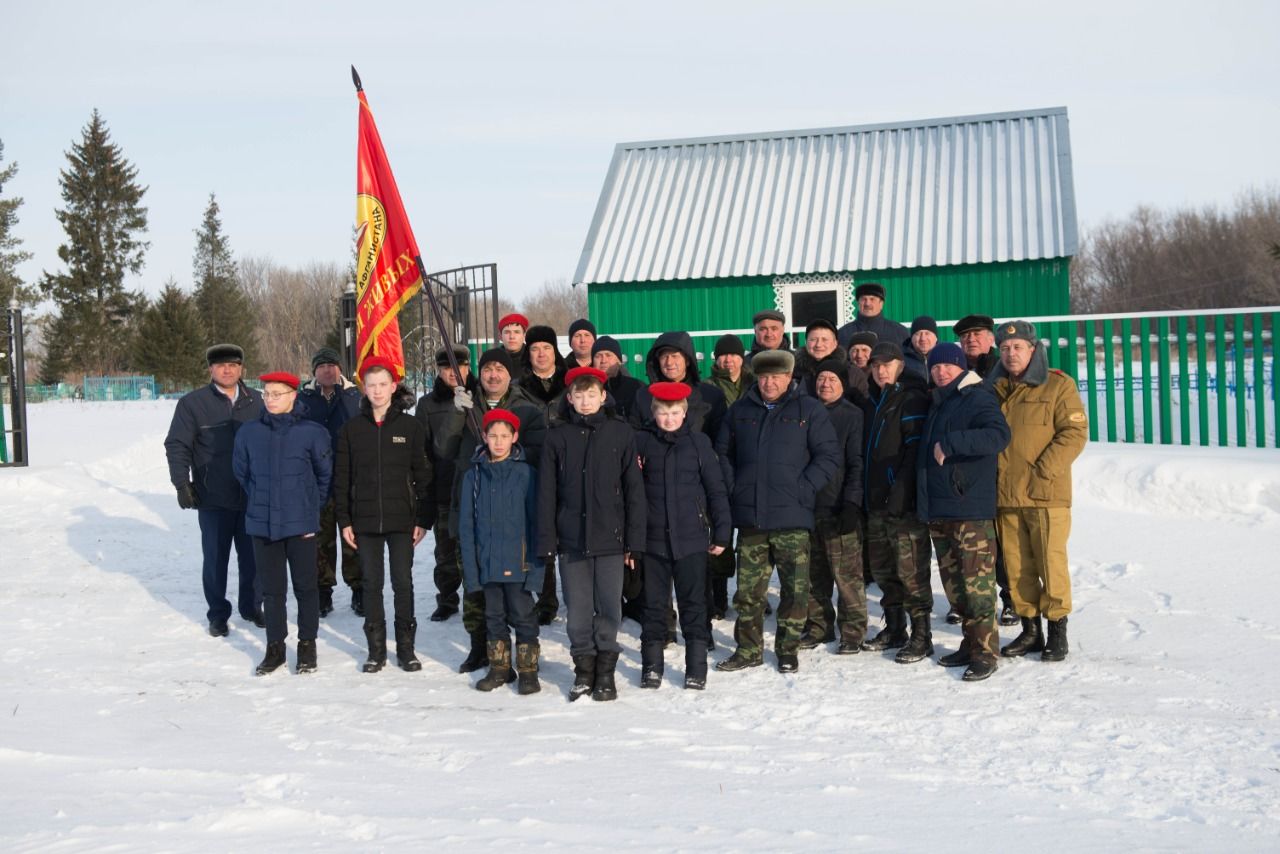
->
[865,512,933,618]
[733,527,810,658]
[432,503,462,608]
[806,516,868,643]
[929,519,999,661]
[317,497,361,590]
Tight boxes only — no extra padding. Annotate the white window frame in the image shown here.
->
[772,273,855,328]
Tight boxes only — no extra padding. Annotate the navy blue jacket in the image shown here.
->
[634,423,732,561]
[232,401,333,541]
[537,407,646,558]
[715,382,840,532]
[916,371,1011,522]
[814,397,864,518]
[459,444,542,592]
[837,313,911,350]
[865,372,930,516]
[299,379,362,445]
[164,382,264,510]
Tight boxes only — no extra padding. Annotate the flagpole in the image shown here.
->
[415,256,482,440]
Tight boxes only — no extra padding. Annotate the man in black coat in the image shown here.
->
[591,335,643,420]
[298,346,363,617]
[164,343,264,637]
[414,344,478,623]
[630,330,727,442]
[714,350,840,674]
[837,282,910,351]
[518,324,568,412]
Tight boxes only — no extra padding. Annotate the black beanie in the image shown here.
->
[568,318,597,339]
[814,358,848,395]
[477,347,514,374]
[910,316,938,335]
[592,335,622,360]
[713,334,745,358]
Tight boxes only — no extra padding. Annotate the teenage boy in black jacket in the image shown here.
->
[335,357,435,674]
[538,366,646,702]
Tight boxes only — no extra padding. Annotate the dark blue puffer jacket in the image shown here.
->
[459,444,542,592]
[298,379,362,446]
[715,382,840,532]
[164,382,264,510]
[232,401,334,540]
[634,422,732,561]
[916,371,1010,522]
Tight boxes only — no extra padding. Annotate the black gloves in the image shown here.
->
[837,503,861,535]
[176,482,200,510]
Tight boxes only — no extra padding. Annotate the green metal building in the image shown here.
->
[573,107,1078,363]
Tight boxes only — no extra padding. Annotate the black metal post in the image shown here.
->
[339,282,357,379]
[414,256,481,440]
[5,304,29,466]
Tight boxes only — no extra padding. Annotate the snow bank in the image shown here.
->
[1,402,1278,850]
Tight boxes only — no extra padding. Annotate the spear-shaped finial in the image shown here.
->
[351,65,363,93]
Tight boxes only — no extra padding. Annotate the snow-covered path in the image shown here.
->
[2,401,1278,850]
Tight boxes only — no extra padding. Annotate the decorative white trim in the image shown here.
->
[772,273,855,325]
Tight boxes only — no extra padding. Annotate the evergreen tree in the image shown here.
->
[192,193,256,364]
[0,139,36,310]
[133,280,208,392]
[40,110,149,380]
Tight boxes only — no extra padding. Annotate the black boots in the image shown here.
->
[1001,616,1045,657]
[894,612,934,663]
[516,642,541,695]
[711,577,729,620]
[476,639,516,691]
[208,619,229,637]
[362,623,387,673]
[395,619,421,672]
[641,641,665,688]
[458,629,489,673]
[296,639,317,674]
[351,588,365,617]
[592,650,619,701]
[777,654,799,673]
[715,650,763,672]
[318,587,334,618]
[799,624,835,650]
[569,654,596,701]
[1042,617,1069,661]
[428,602,458,622]
[862,606,909,651]
[962,657,998,681]
[256,641,286,675]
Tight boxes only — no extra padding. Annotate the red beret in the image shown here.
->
[498,313,529,331]
[647,381,691,402]
[359,356,400,381]
[258,371,299,389]
[482,408,521,432]
[565,366,607,386]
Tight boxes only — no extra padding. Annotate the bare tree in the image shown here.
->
[518,277,588,332]
[239,255,345,376]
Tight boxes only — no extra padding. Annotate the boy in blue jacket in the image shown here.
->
[459,409,543,694]
[232,371,333,676]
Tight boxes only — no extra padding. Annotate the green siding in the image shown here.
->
[587,258,1070,363]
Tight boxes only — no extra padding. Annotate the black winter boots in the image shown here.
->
[351,587,365,617]
[1001,616,1046,657]
[569,653,596,701]
[516,642,541,695]
[395,619,422,672]
[476,639,516,691]
[295,639,317,674]
[255,641,286,676]
[592,651,619,701]
[894,612,934,664]
[711,577,729,620]
[318,587,334,618]
[1041,617,1069,661]
[641,640,665,689]
[362,623,387,673]
[862,606,909,651]
[458,629,489,673]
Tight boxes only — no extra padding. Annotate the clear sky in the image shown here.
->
[3,1,1278,306]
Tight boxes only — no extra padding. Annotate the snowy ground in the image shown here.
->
[2,401,1279,851]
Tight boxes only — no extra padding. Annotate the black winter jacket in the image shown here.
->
[414,373,480,506]
[634,423,732,561]
[630,331,727,441]
[164,382,264,510]
[714,383,840,532]
[814,397,864,519]
[334,396,435,533]
[864,372,930,516]
[298,379,362,446]
[605,372,644,421]
[916,371,1011,522]
[537,407,646,558]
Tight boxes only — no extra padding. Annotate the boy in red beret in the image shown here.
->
[632,382,732,690]
[233,372,333,675]
[538,366,646,701]
[459,409,543,694]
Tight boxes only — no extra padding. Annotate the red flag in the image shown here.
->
[353,72,422,380]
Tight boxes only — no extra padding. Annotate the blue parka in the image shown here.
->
[164,382,264,510]
[459,444,542,592]
[634,422,733,561]
[915,371,1011,522]
[715,381,840,532]
[232,401,333,540]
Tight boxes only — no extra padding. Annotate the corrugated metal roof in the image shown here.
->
[574,107,1078,286]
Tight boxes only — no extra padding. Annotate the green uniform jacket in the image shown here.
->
[989,347,1088,508]
[708,364,752,407]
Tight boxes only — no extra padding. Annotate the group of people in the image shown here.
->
[163,281,1088,699]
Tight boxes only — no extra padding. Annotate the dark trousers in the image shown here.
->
[641,553,710,648]
[433,503,461,608]
[252,534,319,644]
[356,531,415,629]
[559,554,624,656]
[317,497,360,590]
[198,507,259,622]
[483,583,539,644]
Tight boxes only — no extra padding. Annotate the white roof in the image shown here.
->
[574,107,1078,286]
